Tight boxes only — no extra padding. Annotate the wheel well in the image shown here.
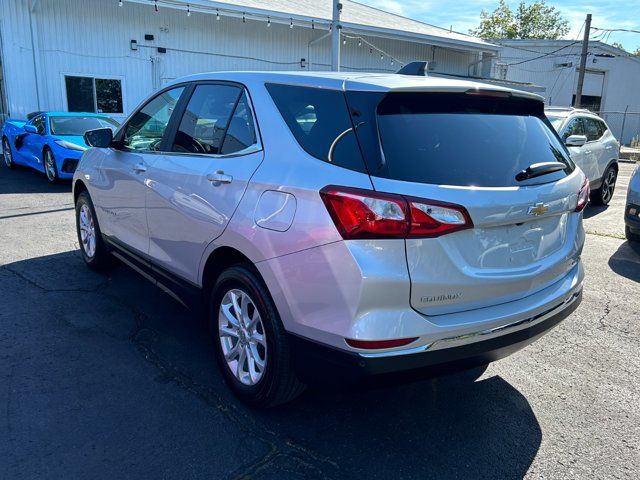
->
[73,180,87,203]
[202,247,255,295]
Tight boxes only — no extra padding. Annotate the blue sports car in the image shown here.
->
[2,112,119,182]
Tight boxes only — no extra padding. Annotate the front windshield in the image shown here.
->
[50,116,119,136]
[546,115,565,132]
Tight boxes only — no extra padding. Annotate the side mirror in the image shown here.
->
[84,128,113,148]
[23,124,38,134]
[565,134,587,147]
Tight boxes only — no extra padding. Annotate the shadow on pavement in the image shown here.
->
[583,203,608,219]
[608,241,640,283]
[1,251,542,479]
[0,163,71,194]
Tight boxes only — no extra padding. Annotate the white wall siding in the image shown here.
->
[1,0,485,121]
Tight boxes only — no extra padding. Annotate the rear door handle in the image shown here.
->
[132,163,147,173]
[207,170,233,184]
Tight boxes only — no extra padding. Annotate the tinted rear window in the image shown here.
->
[266,83,367,173]
[350,92,574,187]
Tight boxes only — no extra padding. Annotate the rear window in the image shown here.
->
[266,83,367,173]
[349,91,574,187]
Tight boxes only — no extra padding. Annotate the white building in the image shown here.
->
[0,0,511,126]
[498,39,640,144]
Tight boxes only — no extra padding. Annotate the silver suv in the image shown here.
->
[546,107,620,205]
[75,72,586,407]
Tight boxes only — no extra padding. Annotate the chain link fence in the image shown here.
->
[599,110,640,146]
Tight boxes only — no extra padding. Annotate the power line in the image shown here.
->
[505,40,582,66]
[591,27,640,34]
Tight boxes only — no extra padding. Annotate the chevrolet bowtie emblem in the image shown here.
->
[528,202,549,216]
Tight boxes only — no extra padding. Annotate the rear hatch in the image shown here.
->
[346,89,586,316]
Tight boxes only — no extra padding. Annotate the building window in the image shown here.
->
[65,76,123,114]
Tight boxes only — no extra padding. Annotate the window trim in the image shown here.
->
[63,74,125,115]
[163,80,263,159]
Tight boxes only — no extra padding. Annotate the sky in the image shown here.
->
[357,0,640,51]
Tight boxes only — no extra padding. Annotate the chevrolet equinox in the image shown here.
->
[75,72,586,407]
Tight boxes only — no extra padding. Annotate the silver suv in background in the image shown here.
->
[546,107,620,205]
[74,72,586,408]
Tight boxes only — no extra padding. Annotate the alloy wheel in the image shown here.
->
[45,150,56,181]
[218,288,268,386]
[3,139,12,167]
[78,204,96,258]
[601,168,617,204]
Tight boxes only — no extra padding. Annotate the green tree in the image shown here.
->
[470,0,570,40]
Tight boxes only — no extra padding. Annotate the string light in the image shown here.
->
[154,0,158,13]
[358,39,362,47]
[187,4,191,16]
[267,16,271,27]
[343,38,346,45]
[311,19,314,30]
[380,54,384,60]
[216,8,220,20]
[242,12,246,23]
[289,18,293,29]
[118,0,123,6]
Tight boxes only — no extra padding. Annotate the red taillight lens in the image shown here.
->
[320,186,473,240]
[345,337,419,350]
[407,198,474,238]
[576,178,590,212]
[320,187,409,239]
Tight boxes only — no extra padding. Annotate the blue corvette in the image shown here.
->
[2,112,118,182]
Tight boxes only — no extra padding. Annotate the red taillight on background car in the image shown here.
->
[320,186,473,240]
[575,178,590,212]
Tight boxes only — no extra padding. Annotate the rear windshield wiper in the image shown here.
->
[516,162,567,182]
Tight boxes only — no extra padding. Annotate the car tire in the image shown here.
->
[590,165,617,206]
[626,226,640,243]
[2,137,15,169]
[43,148,59,183]
[210,265,306,408]
[75,191,113,270]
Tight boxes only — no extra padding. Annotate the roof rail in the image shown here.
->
[397,61,428,76]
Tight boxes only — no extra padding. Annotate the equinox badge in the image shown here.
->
[528,202,549,216]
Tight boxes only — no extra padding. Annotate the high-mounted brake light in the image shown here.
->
[575,178,590,212]
[320,186,473,240]
[465,88,512,98]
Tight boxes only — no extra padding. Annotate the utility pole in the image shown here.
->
[574,13,592,108]
[331,0,342,71]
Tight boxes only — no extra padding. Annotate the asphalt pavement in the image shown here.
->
[0,162,638,479]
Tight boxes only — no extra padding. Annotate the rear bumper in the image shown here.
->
[289,289,581,384]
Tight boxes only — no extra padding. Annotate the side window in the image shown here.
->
[562,118,584,141]
[266,83,367,173]
[221,91,257,154]
[123,87,184,152]
[30,115,46,135]
[583,118,601,142]
[596,120,608,138]
[171,84,240,154]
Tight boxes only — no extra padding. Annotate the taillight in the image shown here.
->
[575,178,590,212]
[319,187,408,239]
[407,198,473,238]
[320,186,473,240]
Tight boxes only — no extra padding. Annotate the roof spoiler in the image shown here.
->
[396,61,428,76]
